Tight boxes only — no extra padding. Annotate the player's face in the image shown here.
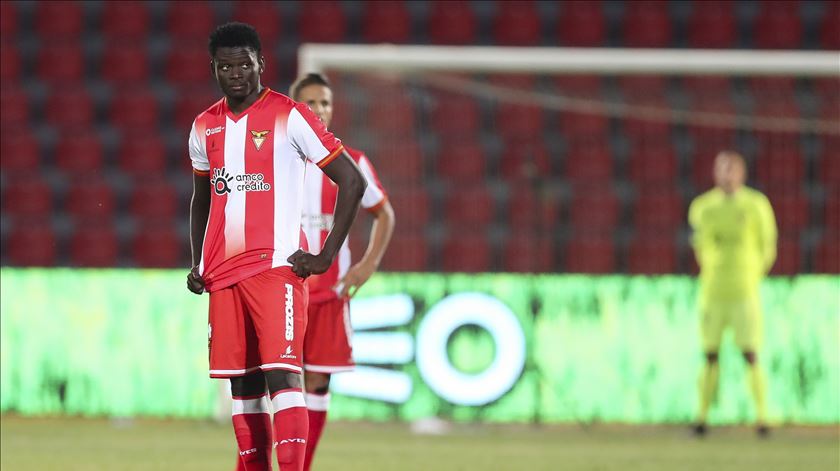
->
[714,153,746,193]
[211,47,264,100]
[296,84,333,128]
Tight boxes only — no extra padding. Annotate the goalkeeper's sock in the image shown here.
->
[747,364,768,425]
[697,362,719,423]
[231,394,273,471]
[303,392,330,471]
[271,388,309,471]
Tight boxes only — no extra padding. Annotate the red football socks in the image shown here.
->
[303,392,330,471]
[271,388,309,471]
[231,394,273,471]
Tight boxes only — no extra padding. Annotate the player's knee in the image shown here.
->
[304,372,331,394]
[264,369,302,394]
[230,371,266,396]
[705,352,719,364]
[742,351,757,365]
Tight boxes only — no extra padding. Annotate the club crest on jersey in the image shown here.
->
[250,130,271,151]
[211,168,233,195]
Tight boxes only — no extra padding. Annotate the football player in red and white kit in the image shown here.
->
[187,23,366,471]
[291,73,395,471]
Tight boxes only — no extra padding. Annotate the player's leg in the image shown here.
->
[265,369,308,471]
[695,298,725,435]
[735,297,769,436]
[230,371,273,471]
[303,371,331,471]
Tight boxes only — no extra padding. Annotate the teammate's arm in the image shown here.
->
[338,199,395,297]
[688,198,708,268]
[187,172,211,294]
[756,195,778,274]
[288,152,366,278]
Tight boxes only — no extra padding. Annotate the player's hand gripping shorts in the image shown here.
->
[303,297,355,373]
[700,295,763,353]
[208,267,308,378]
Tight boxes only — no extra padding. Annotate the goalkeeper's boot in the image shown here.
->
[692,423,708,437]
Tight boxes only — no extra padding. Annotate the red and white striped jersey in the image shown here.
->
[302,146,388,303]
[189,88,344,292]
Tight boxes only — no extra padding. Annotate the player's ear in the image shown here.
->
[258,55,265,75]
[209,59,215,76]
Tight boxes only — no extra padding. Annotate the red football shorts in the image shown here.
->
[208,267,308,378]
[303,296,354,373]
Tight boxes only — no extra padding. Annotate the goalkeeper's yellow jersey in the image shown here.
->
[688,186,777,300]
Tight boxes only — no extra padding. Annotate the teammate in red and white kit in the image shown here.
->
[187,23,365,471]
[291,73,395,471]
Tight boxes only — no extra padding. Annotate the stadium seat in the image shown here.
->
[116,132,169,176]
[131,225,185,268]
[101,44,150,85]
[818,136,840,188]
[35,1,84,40]
[0,1,18,39]
[754,137,804,188]
[0,130,40,172]
[494,102,545,140]
[368,94,417,135]
[619,75,668,101]
[622,105,672,142]
[554,75,603,98]
[386,185,430,231]
[564,137,613,183]
[428,94,482,137]
[681,76,733,101]
[820,1,840,50]
[813,232,839,273]
[437,140,486,181]
[428,0,477,45]
[36,42,85,84]
[166,45,214,85]
[6,223,58,266]
[627,140,678,183]
[2,176,54,220]
[64,179,117,223]
[101,1,151,40]
[569,186,620,231]
[557,1,606,46]
[622,1,673,47]
[366,141,423,183]
[505,183,560,233]
[232,1,283,43]
[767,190,809,235]
[492,0,542,45]
[442,232,493,272]
[633,190,684,231]
[488,74,539,91]
[444,185,496,228]
[498,139,552,181]
[626,235,678,274]
[174,88,220,128]
[108,88,160,131]
[753,1,803,49]
[54,131,104,175]
[298,1,348,43]
[0,89,29,127]
[166,1,215,41]
[824,189,840,233]
[380,233,428,271]
[771,236,800,275]
[69,225,120,267]
[129,179,180,224]
[362,0,412,43]
[564,233,616,273]
[812,77,839,103]
[748,77,797,100]
[558,111,610,139]
[0,43,21,82]
[45,87,95,129]
[502,232,556,272]
[687,0,738,48]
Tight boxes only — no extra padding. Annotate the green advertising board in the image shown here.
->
[1,269,837,424]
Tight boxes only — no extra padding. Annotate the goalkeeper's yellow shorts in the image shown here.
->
[699,296,763,353]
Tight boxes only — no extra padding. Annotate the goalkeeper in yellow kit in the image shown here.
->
[688,151,777,437]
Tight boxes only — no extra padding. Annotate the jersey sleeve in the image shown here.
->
[356,154,388,212]
[287,103,344,168]
[756,193,778,274]
[188,120,210,176]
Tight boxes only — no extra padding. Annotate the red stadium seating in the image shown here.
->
[368,94,417,135]
[569,186,620,231]
[564,137,613,183]
[101,1,151,40]
[36,43,85,84]
[35,1,83,40]
[495,102,545,139]
[818,136,840,188]
[754,137,804,188]
[65,179,117,222]
[622,1,673,47]
[166,45,214,85]
[366,141,423,183]
[2,176,54,220]
[174,88,220,129]
[820,1,840,49]
[0,43,20,82]
[502,233,555,272]
[558,111,610,139]
[558,1,606,46]
[380,232,428,271]
[771,236,801,275]
[298,1,348,43]
[499,140,552,181]
[813,78,839,103]
[386,185,430,231]
[492,0,542,45]
[554,75,603,98]
[232,1,283,43]
[0,1,18,39]
[6,223,58,266]
[622,105,673,142]
[628,140,678,183]
[0,89,29,127]
[45,87,95,129]
[109,89,160,131]
[437,140,486,181]
[101,44,150,85]
[428,1,477,45]
[506,183,560,232]
[626,235,678,274]
[442,232,493,272]
[813,232,840,273]
[428,94,482,137]
[444,185,496,227]
[117,132,169,176]
[767,190,809,235]
[0,130,40,172]
[619,75,668,101]
[131,225,185,268]
[633,190,684,231]
[362,0,412,43]
[54,131,104,175]
[753,1,803,49]
[565,234,616,273]
[129,179,180,224]
[682,76,733,101]
[824,189,840,233]
[687,1,737,48]
[488,74,539,90]
[166,1,215,41]
[70,225,120,267]
[749,77,797,100]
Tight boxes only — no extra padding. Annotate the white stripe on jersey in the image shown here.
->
[272,115,305,268]
[223,116,248,259]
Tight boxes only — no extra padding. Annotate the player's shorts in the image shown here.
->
[303,296,354,373]
[208,267,308,378]
[699,295,763,353]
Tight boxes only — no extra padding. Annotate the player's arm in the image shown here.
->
[757,194,778,274]
[288,152,366,278]
[187,172,211,294]
[338,199,395,297]
[688,197,708,268]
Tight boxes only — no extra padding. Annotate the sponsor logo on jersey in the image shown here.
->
[211,168,233,195]
[250,130,271,151]
[284,284,294,341]
[206,125,225,136]
[211,167,271,195]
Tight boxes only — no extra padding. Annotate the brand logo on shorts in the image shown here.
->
[280,344,296,360]
[285,284,294,341]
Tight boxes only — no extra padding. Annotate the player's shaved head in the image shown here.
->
[714,150,746,194]
[208,22,261,57]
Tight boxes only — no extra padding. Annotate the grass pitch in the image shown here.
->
[1,415,837,471]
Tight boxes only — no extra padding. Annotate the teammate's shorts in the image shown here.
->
[303,296,354,373]
[699,295,763,352]
[208,267,308,378]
